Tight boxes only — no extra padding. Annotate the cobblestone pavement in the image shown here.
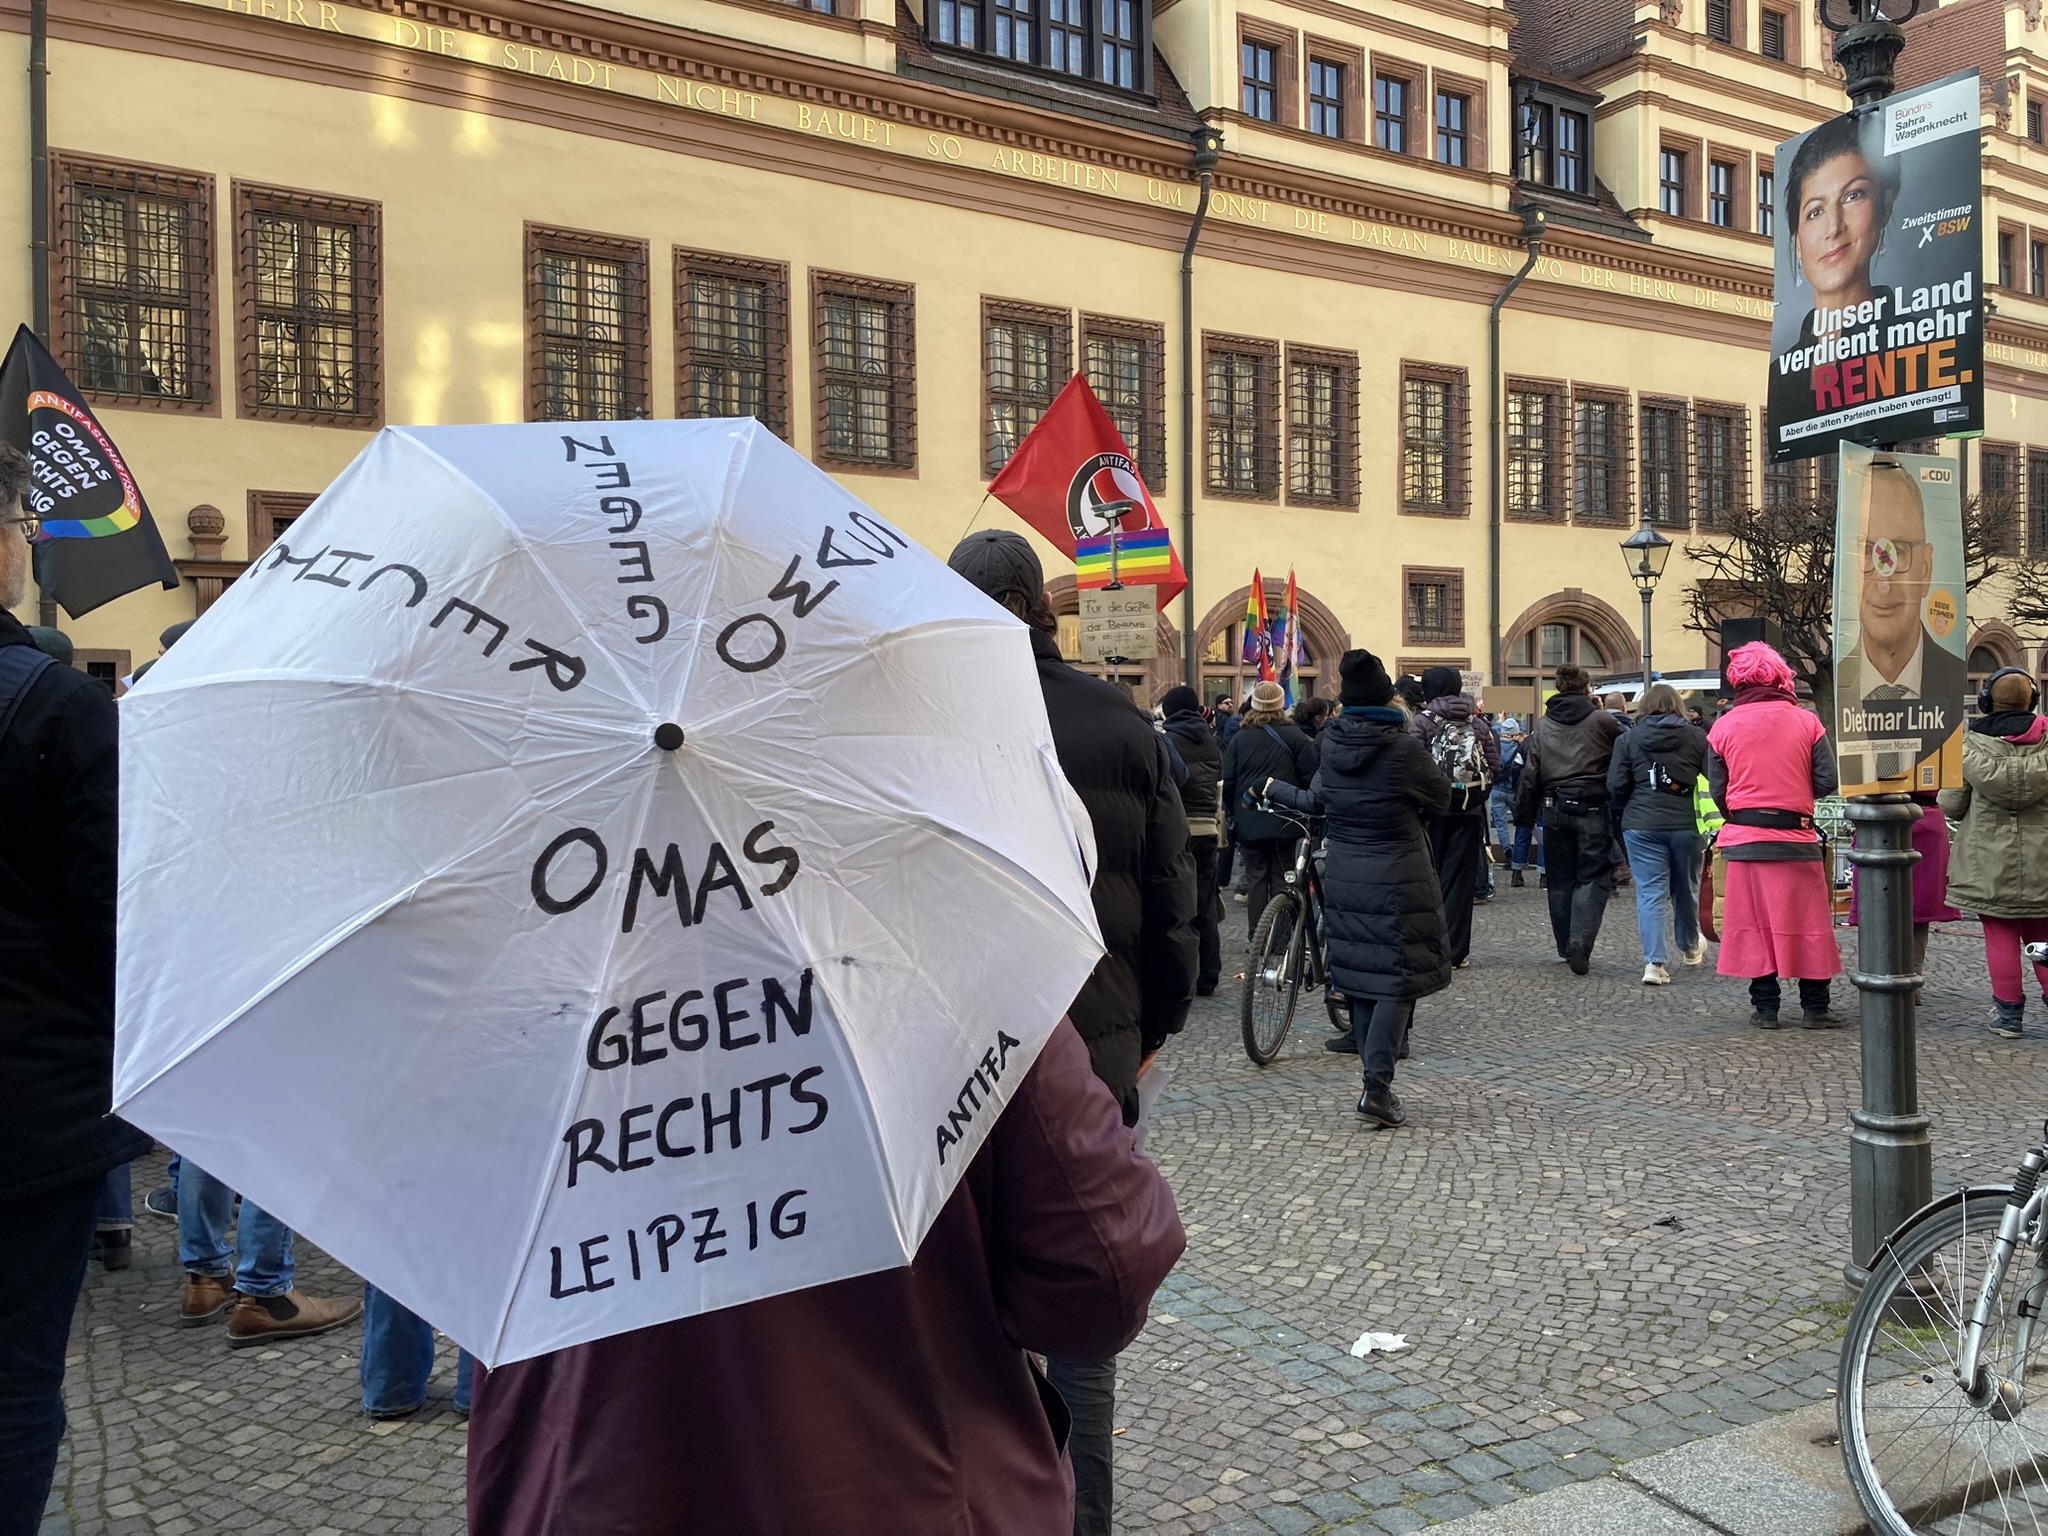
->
[44,877,2048,1534]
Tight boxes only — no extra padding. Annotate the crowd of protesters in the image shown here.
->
[8,421,2048,1536]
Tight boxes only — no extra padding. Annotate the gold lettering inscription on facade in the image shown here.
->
[989,147,1119,194]
[1213,192,1269,225]
[662,79,759,117]
[799,105,894,145]
[1146,178,1187,207]
[1988,341,2048,372]
[925,133,964,161]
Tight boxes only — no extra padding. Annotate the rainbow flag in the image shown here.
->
[1074,527,1175,589]
[1277,569,1302,706]
[1241,571,1272,681]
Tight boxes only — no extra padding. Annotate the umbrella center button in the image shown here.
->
[653,723,686,751]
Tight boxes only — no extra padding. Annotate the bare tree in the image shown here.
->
[1682,491,2025,716]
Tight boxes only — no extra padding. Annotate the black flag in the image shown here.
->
[0,324,179,618]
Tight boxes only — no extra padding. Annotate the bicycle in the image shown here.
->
[1839,951,2048,1535]
[1238,799,1347,1066]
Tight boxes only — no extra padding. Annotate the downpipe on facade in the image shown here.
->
[1180,127,1223,689]
[1487,207,1546,684]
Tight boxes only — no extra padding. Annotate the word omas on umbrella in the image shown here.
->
[529,821,800,932]
[713,505,911,675]
[243,540,589,691]
[562,434,672,645]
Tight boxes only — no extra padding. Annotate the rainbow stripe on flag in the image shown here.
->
[1074,527,1177,589]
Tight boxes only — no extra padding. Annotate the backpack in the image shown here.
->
[1428,716,1490,810]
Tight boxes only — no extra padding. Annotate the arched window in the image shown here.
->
[1502,592,1639,696]
[1967,625,2026,713]
[1190,581,1350,708]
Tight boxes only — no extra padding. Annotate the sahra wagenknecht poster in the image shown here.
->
[1767,70,1983,463]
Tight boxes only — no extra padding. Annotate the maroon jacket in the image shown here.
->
[467,1019,1185,1536]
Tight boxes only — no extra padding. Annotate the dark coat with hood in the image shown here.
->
[1514,690,1628,828]
[1407,667,1500,817]
[1161,702,1223,842]
[1607,714,1710,833]
[1220,716,1318,846]
[468,1019,1187,1536]
[1266,707,1453,1001]
[0,611,151,1200]
[1029,630,1197,1120]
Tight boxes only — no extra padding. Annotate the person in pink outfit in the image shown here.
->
[1705,643,1844,1028]
[1939,668,2048,1039]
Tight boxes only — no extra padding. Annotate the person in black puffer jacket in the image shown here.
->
[1607,682,1711,986]
[1159,686,1223,995]
[1220,680,1319,937]
[946,531,1196,1536]
[1266,651,1451,1128]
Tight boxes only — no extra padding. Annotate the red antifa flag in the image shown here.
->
[987,375,1186,611]
[0,325,179,619]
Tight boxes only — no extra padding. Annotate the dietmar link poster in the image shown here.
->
[1767,70,1983,462]
[1832,443,1967,794]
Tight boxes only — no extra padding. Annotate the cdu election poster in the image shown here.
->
[1832,443,1967,794]
[1767,71,1983,463]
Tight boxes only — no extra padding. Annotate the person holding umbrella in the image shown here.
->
[0,446,152,1530]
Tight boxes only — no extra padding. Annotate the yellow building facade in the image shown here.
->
[5,0,2048,701]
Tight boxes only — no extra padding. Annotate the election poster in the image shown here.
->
[1832,443,1967,794]
[1767,71,1983,463]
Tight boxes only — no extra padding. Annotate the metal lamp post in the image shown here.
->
[1620,521,1673,692]
[1816,0,1934,1288]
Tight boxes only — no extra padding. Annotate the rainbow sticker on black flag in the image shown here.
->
[24,389,146,538]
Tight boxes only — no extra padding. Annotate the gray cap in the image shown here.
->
[946,530,1044,606]
[25,626,72,666]
[159,619,197,651]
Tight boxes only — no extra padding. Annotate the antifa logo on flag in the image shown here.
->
[1065,451,1149,541]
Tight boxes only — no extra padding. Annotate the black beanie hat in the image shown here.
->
[1159,684,1202,717]
[1339,649,1393,708]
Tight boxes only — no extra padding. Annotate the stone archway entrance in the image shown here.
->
[1502,590,1640,694]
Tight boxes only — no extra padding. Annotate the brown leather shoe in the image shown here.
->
[179,1274,238,1327]
[225,1289,364,1348]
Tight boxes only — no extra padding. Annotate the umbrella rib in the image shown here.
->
[394,426,656,720]
[664,425,754,726]
[485,756,664,1365]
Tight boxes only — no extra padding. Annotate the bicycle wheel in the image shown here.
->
[1839,1191,2048,1534]
[1241,894,1304,1066]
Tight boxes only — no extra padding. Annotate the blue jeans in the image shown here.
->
[96,1162,133,1233]
[1488,790,1517,865]
[1623,828,1703,967]
[361,1286,473,1416]
[177,1164,294,1298]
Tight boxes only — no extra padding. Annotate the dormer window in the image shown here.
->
[930,0,1150,92]
[1514,81,1596,198]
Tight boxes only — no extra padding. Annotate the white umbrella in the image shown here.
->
[115,420,1103,1366]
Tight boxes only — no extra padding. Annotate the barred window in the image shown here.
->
[813,272,917,471]
[526,226,650,422]
[1285,345,1357,506]
[1400,363,1469,516]
[1639,400,1689,528]
[1762,444,1807,508]
[1982,443,2022,555]
[984,299,1071,476]
[1693,406,1746,530]
[1505,380,1565,522]
[2029,451,2048,557]
[53,154,213,407]
[1403,566,1465,646]
[1572,387,1630,524]
[236,186,379,424]
[1082,314,1166,489]
[676,250,790,439]
[1203,335,1279,498]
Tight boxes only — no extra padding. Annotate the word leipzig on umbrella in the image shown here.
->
[114,420,1104,1366]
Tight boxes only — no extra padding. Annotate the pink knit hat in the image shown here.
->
[1725,641,1795,692]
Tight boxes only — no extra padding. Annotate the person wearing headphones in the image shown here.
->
[1939,668,2048,1039]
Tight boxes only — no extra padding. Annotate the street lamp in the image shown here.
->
[1817,0,1924,108]
[1619,521,1673,692]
